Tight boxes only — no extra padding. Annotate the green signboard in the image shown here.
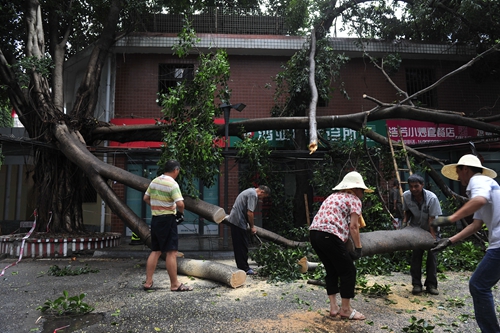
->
[252,120,386,148]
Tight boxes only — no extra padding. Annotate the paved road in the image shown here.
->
[0,243,484,333]
[0,246,340,333]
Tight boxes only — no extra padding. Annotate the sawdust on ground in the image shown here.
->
[229,270,480,333]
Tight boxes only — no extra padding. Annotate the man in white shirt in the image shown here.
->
[432,154,500,333]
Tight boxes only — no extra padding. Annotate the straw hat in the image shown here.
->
[332,171,374,193]
[441,154,497,180]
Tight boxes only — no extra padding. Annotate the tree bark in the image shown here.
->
[346,226,436,256]
[307,29,318,154]
[177,258,246,288]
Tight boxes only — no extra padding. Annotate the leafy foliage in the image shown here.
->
[283,0,311,35]
[37,290,94,316]
[437,240,485,272]
[357,278,392,298]
[272,38,349,117]
[235,136,272,186]
[0,89,13,128]
[341,1,500,49]
[310,139,394,230]
[12,56,54,88]
[171,16,201,58]
[159,38,230,195]
[235,134,295,233]
[356,251,411,276]
[402,316,435,333]
[250,242,305,282]
[249,227,318,282]
[0,89,12,168]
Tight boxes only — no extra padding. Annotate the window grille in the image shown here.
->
[405,68,437,108]
[158,64,195,96]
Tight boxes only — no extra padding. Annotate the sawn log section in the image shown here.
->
[177,257,246,289]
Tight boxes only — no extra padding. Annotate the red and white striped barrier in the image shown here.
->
[0,233,122,259]
[0,216,38,276]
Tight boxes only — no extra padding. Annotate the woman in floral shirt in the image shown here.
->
[309,171,373,321]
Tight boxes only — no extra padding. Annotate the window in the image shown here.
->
[158,64,194,96]
[405,68,437,108]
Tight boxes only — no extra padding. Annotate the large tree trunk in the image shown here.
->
[33,147,86,232]
[177,258,246,288]
[53,123,227,247]
[347,226,436,256]
[0,0,123,233]
[252,222,435,255]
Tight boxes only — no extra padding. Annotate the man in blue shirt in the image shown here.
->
[402,174,442,295]
[227,185,270,275]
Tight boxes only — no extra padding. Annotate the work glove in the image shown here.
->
[431,238,452,252]
[349,247,362,261]
[175,211,184,225]
[431,216,453,227]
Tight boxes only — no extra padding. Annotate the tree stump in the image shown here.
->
[177,258,246,288]
[297,256,320,273]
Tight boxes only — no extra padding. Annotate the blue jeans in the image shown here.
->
[469,247,500,333]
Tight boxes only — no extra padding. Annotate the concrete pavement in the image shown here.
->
[0,237,334,333]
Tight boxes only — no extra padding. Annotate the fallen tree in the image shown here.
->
[298,227,435,273]
[248,222,436,256]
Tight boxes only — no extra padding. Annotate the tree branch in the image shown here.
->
[307,30,318,154]
[400,45,500,105]
[365,54,413,106]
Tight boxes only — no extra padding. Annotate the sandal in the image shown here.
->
[171,283,193,292]
[340,309,365,320]
[143,281,154,291]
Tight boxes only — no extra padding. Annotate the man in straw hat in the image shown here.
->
[309,171,373,321]
[431,154,500,333]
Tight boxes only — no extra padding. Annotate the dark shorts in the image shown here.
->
[150,215,178,252]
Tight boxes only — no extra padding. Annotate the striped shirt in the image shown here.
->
[145,175,184,216]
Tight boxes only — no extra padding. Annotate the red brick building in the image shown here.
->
[4,14,496,246]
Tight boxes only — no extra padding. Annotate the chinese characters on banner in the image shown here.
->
[386,120,489,144]
[254,121,383,148]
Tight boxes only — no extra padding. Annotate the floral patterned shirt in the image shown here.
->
[309,192,362,242]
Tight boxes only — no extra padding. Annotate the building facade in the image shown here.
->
[2,14,499,245]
